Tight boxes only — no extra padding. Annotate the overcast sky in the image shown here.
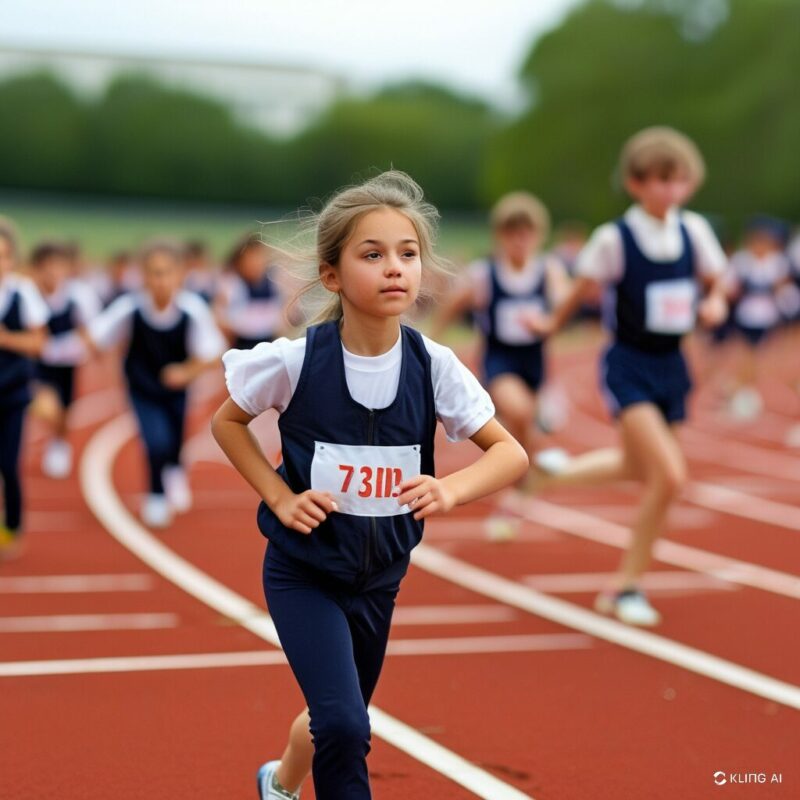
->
[0,0,581,104]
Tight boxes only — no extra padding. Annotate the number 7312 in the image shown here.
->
[339,465,404,499]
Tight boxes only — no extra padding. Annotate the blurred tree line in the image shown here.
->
[1,0,797,229]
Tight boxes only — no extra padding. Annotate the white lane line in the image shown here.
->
[80,413,534,800]
[392,605,517,625]
[0,634,593,678]
[0,650,287,677]
[523,571,736,594]
[506,496,800,601]
[411,545,800,710]
[686,482,800,532]
[0,574,154,593]
[386,633,591,656]
[0,613,178,633]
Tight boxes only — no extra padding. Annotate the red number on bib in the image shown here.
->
[337,464,404,498]
[338,464,354,493]
[359,466,373,498]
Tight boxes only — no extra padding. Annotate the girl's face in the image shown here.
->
[0,236,16,280]
[36,255,71,295]
[496,222,540,267]
[143,251,182,307]
[322,207,422,320]
[626,171,695,219]
[237,244,268,283]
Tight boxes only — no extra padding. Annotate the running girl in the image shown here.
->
[532,127,728,626]
[726,216,792,420]
[215,233,284,349]
[45,240,226,528]
[211,171,529,799]
[0,218,49,559]
[31,241,101,478]
[433,192,569,471]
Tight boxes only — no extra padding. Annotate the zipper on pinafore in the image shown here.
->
[363,409,377,579]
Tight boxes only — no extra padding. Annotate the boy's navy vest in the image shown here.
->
[0,291,35,406]
[245,273,276,302]
[123,306,189,399]
[610,218,696,353]
[483,258,548,351]
[46,297,77,336]
[257,321,437,585]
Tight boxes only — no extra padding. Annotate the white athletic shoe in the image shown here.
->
[595,589,661,627]
[534,447,571,476]
[42,439,73,479]
[141,494,172,529]
[728,387,763,420]
[484,514,520,542]
[785,424,800,448]
[257,761,300,800]
[162,465,192,513]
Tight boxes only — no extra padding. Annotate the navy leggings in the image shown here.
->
[0,402,27,531]
[263,544,409,800]
[129,391,186,495]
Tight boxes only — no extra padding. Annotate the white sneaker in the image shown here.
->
[595,589,661,627]
[484,514,519,542]
[534,447,571,476]
[141,494,172,528]
[162,465,192,513]
[785,424,800,448]
[42,439,73,479]
[257,761,300,800]
[728,387,762,420]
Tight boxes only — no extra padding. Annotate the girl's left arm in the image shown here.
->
[697,271,729,329]
[396,418,529,521]
[0,324,46,357]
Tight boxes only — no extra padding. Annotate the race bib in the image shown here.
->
[645,279,697,334]
[494,298,545,344]
[735,295,780,328]
[234,299,282,337]
[310,441,421,517]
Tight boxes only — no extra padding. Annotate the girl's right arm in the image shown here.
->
[210,397,337,534]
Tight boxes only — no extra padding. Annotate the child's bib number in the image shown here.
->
[494,298,545,344]
[310,442,421,517]
[735,295,780,329]
[645,279,697,334]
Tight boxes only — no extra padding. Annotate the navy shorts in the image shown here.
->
[736,324,771,347]
[484,343,545,392]
[36,364,75,408]
[601,342,692,424]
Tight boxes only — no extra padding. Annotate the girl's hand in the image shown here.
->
[274,490,338,535]
[697,294,728,329]
[160,362,192,389]
[524,311,556,338]
[396,475,457,521]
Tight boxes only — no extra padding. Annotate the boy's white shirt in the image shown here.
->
[0,273,49,328]
[43,279,102,325]
[576,205,727,285]
[42,289,226,365]
[223,331,496,443]
[466,254,565,309]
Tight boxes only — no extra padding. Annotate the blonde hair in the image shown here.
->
[490,191,551,241]
[279,170,451,325]
[0,216,21,260]
[619,126,706,187]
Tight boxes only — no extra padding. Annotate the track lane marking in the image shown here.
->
[0,634,593,678]
[411,545,800,710]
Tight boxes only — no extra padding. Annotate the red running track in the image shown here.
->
[1,331,799,799]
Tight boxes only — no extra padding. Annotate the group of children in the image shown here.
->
[1,126,797,798]
[0,226,286,555]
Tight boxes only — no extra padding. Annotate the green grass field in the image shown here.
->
[0,194,491,266]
